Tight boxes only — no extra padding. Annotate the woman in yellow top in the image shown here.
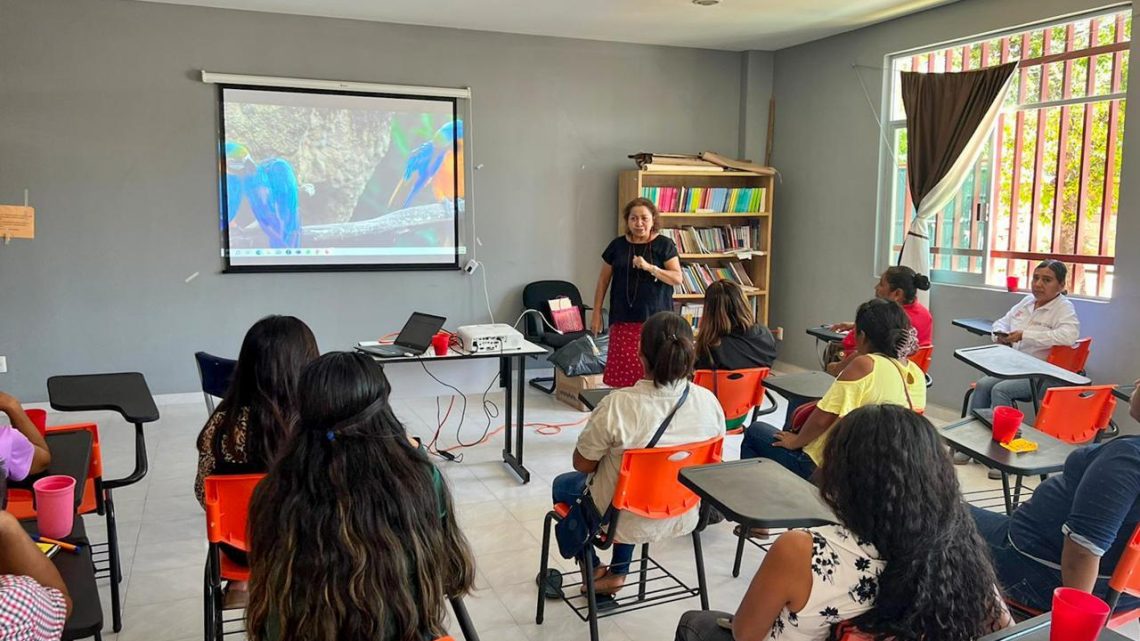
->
[740,298,926,480]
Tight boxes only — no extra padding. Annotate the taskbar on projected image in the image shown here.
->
[225,246,467,268]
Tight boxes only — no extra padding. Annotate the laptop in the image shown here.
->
[357,312,447,358]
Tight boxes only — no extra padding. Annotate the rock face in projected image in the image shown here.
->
[301,199,462,248]
[224,104,393,224]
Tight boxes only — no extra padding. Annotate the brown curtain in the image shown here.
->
[901,62,1018,207]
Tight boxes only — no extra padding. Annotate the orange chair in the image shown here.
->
[911,345,933,373]
[1034,385,1116,444]
[1047,337,1092,373]
[1106,523,1140,629]
[693,368,777,434]
[536,436,724,641]
[7,421,104,519]
[203,473,263,641]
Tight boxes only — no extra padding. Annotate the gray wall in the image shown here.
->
[769,0,1140,417]
[0,0,765,399]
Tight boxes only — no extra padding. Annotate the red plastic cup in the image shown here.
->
[33,475,76,539]
[432,332,450,356]
[24,408,47,437]
[1006,275,1020,292]
[991,406,1023,444]
[1050,587,1110,641]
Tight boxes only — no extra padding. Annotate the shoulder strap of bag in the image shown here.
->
[647,384,690,449]
[883,355,915,411]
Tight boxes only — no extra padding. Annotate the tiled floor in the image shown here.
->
[36,374,1075,641]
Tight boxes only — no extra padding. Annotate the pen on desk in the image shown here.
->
[35,536,82,553]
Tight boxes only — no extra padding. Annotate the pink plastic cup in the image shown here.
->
[1050,587,1110,641]
[25,408,47,437]
[432,332,450,356]
[33,475,76,539]
[1006,276,1020,292]
[992,406,1023,444]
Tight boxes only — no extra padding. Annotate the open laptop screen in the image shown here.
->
[395,313,446,351]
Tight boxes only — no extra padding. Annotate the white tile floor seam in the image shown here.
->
[42,381,1078,641]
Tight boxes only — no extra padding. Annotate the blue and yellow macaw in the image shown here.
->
[224,142,302,249]
[387,119,464,210]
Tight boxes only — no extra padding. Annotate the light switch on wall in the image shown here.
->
[0,356,7,373]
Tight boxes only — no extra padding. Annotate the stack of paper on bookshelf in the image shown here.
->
[679,303,704,331]
[640,186,765,213]
[676,261,757,296]
[661,224,764,254]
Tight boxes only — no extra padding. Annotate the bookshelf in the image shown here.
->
[618,169,774,325]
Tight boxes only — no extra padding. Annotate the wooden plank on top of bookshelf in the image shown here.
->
[674,290,767,300]
[678,252,768,260]
[659,212,769,218]
[640,169,770,176]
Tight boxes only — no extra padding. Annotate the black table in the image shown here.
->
[578,388,614,411]
[1113,384,1135,402]
[47,372,159,634]
[358,341,548,484]
[978,613,1131,640]
[806,325,847,343]
[20,518,103,640]
[953,317,996,336]
[9,431,94,512]
[679,459,836,576]
[954,344,1090,409]
[940,411,1077,514]
[765,371,834,403]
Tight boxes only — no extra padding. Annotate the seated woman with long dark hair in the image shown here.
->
[676,405,1010,641]
[741,299,926,480]
[694,280,777,373]
[246,352,475,641]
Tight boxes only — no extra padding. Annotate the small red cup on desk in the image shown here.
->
[25,408,47,437]
[33,475,76,539]
[432,332,450,356]
[1050,587,1110,641]
[991,406,1023,444]
[1006,276,1020,292]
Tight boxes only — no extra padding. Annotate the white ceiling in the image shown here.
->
[134,0,959,51]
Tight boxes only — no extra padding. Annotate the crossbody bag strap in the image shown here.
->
[647,384,691,448]
[883,355,915,411]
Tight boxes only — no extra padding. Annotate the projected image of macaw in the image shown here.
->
[225,141,305,249]
[387,119,464,210]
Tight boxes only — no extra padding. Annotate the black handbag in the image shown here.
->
[554,384,691,560]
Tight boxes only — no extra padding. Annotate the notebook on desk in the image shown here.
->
[356,312,446,358]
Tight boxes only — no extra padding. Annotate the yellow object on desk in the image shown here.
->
[1001,438,1039,453]
[36,542,60,558]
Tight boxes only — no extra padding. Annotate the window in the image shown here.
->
[883,8,1130,298]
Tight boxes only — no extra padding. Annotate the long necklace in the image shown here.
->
[625,236,652,308]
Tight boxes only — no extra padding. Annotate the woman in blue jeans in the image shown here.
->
[552,312,725,596]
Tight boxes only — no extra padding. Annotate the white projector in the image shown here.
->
[457,324,525,354]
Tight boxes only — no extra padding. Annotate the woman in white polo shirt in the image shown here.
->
[967,259,1080,413]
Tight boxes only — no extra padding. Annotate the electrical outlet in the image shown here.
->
[773,327,784,341]
[0,356,7,373]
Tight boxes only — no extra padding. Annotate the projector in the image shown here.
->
[457,324,525,354]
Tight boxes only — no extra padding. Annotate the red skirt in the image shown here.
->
[604,322,644,388]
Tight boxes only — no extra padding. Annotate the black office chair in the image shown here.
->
[194,352,237,414]
[521,280,595,394]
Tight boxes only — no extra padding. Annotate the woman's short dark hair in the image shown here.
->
[1036,259,1068,284]
[640,311,696,387]
[623,197,661,233]
[854,298,914,359]
[818,405,1006,641]
[882,266,931,304]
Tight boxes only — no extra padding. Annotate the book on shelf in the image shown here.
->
[639,186,765,213]
[678,303,704,331]
[661,223,764,255]
[675,261,758,296]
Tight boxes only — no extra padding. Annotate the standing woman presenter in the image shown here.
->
[592,198,683,387]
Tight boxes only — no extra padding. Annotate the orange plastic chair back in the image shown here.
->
[910,345,934,373]
[204,473,264,550]
[1034,385,1116,444]
[6,421,102,520]
[692,368,770,423]
[1047,337,1092,373]
[433,637,457,641]
[611,436,723,519]
[1107,523,1140,627]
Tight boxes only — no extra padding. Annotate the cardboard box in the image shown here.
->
[554,370,605,412]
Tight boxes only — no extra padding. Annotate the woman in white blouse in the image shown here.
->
[967,259,1080,413]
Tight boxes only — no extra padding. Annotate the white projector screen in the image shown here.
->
[218,86,463,271]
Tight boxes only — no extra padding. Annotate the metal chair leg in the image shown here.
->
[536,511,556,625]
[450,596,479,641]
[105,492,123,632]
[203,557,214,641]
[961,388,974,418]
[693,529,709,610]
[637,543,650,601]
[583,549,600,641]
[732,528,747,578]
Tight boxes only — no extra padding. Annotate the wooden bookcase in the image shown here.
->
[618,169,774,325]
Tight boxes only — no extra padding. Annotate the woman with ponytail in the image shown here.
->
[246,352,475,641]
[554,311,725,596]
[677,405,1010,641]
[827,266,933,376]
[740,299,926,480]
